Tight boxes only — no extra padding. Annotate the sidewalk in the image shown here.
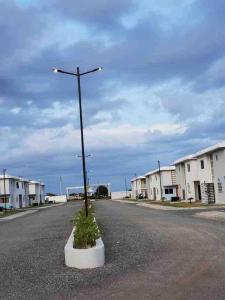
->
[0,203,65,221]
[195,210,225,221]
[137,202,210,211]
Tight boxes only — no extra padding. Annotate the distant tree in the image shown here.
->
[95,185,108,197]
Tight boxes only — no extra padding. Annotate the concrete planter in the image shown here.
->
[64,227,105,269]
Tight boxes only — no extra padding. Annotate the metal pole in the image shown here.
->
[3,169,6,212]
[77,67,88,217]
[135,173,138,199]
[59,176,62,195]
[125,177,127,197]
[158,160,162,200]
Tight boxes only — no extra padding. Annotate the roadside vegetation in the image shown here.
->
[73,206,101,249]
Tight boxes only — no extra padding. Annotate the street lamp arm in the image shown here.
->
[80,67,103,76]
[52,68,77,76]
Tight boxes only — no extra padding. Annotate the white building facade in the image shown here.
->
[174,142,225,204]
[0,175,30,208]
[130,176,147,198]
[145,166,177,201]
[29,181,45,205]
[174,155,200,201]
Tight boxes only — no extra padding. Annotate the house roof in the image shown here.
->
[195,141,225,157]
[29,180,44,185]
[0,174,29,182]
[130,175,146,182]
[173,154,196,165]
[145,166,175,176]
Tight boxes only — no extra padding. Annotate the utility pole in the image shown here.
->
[135,173,138,199]
[158,160,162,201]
[125,177,128,197]
[59,176,62,195]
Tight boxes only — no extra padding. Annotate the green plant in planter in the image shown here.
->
[73,208,100,249]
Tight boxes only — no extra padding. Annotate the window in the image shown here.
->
[16,182,19,189]
[155,175,157,181]
[165,188,173,194]
[215,154,218,161]
[218,180,222,193]
[200,160,204,169]
[187,164,190,172]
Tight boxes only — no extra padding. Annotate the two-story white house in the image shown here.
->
[174,142,225,204]
[0,175,30,208]
[29,181,45,205]
[174,155,201,201]
[145,166,177,201]
[130,176,147,198]
[194,142,225,204]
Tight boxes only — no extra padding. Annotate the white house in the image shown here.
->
[174,142,225,204]
[145,166,177,201]
[29,181,45,205]
[174,154,200,201]
[130,176,147,198]
[194,142,225,204]
[0,175,30,208]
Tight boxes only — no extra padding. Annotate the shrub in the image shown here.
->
[73,208,101,249]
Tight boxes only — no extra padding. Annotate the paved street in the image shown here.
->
[1,201,225,299]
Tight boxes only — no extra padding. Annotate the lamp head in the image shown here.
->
[53,68,58,73]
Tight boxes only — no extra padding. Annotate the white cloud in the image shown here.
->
[10,107,22,114]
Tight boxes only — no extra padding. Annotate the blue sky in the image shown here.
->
[1,0,225,193]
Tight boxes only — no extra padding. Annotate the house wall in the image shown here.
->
[197,155,213,184]
[184,159,198,200]
[175,163,186,200]
[131,178,146,198]
[212,149,225,204]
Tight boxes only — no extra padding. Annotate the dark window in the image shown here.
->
[218,181,222,193]
[187,164,190,172]
[215,154,218,160]
[165,188,173,194]
[200,160,204,169]
[16,182,19,189]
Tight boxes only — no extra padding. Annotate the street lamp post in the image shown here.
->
[3,169,6,212]
[53,66,102,217]
[158,160,162,200]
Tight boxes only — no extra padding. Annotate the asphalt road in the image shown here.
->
[1,201,225,300]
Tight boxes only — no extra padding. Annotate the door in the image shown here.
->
[19,195,22,208]
[197,183,201,201]
[153,188,156,200]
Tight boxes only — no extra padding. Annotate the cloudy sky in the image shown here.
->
[1,0,225,193]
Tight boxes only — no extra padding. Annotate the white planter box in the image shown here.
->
[64,227,105,269]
